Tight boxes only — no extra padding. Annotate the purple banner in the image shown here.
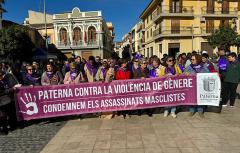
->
[15,75,196,121]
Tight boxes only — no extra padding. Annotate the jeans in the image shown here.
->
[164,107,176,113]
[189,106,204,113]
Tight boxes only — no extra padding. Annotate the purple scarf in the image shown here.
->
[86,62,99,77]
[165,66,176,75]
[46,71,54,79]
[101,68,108,79]
[26,73,38,83]
[190,64,203,73]
[178,63,185,72]
[148,68,157,78]
[218,56,228,71]
[70,70,78,81]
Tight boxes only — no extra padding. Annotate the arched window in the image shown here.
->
[73,27,82,44]
[59,28,68,45]
[88,26,96,43]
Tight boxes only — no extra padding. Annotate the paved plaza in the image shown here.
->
[40,103,240,153]
[1,103,240,153]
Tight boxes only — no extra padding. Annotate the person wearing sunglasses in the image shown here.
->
[184,54,209,118]
[23,65,40,86]
[159,56,183,118]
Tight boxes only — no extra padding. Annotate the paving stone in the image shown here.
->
[0,119,66,153]
[126,148,145,153]
[110,140,126,149]
[179,148,200,153]
[110,148,127,153]
[94,140,111,149]
[92,149,110,153]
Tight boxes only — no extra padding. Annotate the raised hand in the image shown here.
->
[19,93,39,116]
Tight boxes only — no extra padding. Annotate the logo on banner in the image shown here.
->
[203,77,215,92]
[20,93,39,116]
[197,73,221,106]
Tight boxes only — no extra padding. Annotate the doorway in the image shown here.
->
[168,43,180,58]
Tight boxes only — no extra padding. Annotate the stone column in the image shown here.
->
[68,23,73,46]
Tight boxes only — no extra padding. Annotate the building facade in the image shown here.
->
[140,0,240,58]
[24,10,55,46]
[53,7,114,59]
[129,21,145,54]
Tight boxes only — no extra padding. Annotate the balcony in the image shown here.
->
[200,27,220,36]
[57,40,99,50]
[153,26,193,39]
[201,7,238,17]
[152,5,194,22]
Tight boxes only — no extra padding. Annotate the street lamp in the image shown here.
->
[43,0,48,51]
[96,31,104,58]
[187,25,199,51]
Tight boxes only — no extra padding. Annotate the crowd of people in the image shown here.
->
[0,47,240,135]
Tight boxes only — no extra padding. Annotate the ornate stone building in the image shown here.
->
[53,7,114,59]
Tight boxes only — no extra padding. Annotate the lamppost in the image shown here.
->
[44,0,48,51]
[187,25,199,51]
[96,31,104,58]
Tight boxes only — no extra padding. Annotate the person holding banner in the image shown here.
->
[148,57,163,78]
[0,70,21,134]
[116,58,131,119]
[41,63,63,86]
[159,56,183,118]
[63,62,84,84]
[100,60,115,119]
[184,54,209,118]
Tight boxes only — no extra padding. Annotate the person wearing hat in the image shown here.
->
[64,62,84,84]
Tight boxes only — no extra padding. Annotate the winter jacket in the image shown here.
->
[223,61,240,83]
[184,65,210,74]
[23,73,40,86]
[115,68,131,80]
[63,71,84,84]
[41,71,63,86]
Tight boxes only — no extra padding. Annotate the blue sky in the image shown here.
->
[3,0,150,41]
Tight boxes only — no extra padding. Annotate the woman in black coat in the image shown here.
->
[0,70,20,134]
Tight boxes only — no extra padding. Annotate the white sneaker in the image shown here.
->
[171,113,177,118]
[230,106,235,108]
[222,105,228,107]
[163,110,169,117]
